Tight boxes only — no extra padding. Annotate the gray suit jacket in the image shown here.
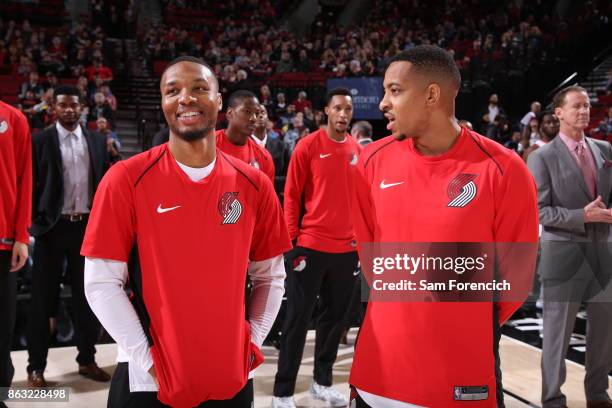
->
[527,135,612,283]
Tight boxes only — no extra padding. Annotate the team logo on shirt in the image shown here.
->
[218,192,242,224]
[249,159,260,169]
[447,174,478,208]
[293,256,307,272]
[349,152,358,165]
[0,120,8,134]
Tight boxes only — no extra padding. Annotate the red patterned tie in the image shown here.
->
[576,142,597,197]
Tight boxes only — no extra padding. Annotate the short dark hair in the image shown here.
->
[352,120,372,137]
[552,85,587,109]
[325,87,351,106]
[162,56,214,77]
[536,110,555,123]
[387,45,461,89]
[53,85,80,102]
[227,90,258,108]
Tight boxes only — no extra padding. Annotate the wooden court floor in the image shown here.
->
[5,331,610,407]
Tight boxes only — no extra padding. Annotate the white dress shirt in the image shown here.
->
[56,122,91,214]
[251,134,267,148]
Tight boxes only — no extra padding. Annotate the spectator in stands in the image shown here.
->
[25,88,54,129]
[19,90,39,115]
[75,75,89,103]
[284,115,308,154]
[42,72,58,91]
[520,101,542,131]
[294,49,311,72]
[259,84,274,114]
[100,84,117,111]
[350,120,374,146]
[273,92,288,120]
[598,107,612,134]
[523,111,559,162]
[88,92,114,127]
[521,116,541,147]
[276,51,294,73]
[175,30,194,55]
[279,104,296,128]
[96,117,121,163]
[15,56,35,77]
[293,91,312,113]
[314,110,326,129]
[27,85,111,388]
[348,59,363,77]
[19,71,43,100]
[85,58,113,82]
[302,107,316,132]
[481,93,506,139]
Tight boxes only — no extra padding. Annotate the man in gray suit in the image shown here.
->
[528,85,612,408]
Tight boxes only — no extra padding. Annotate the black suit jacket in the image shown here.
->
[31,123,110,236]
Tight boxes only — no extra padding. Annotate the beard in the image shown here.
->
[171,121,215,142]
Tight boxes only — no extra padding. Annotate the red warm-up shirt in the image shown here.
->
[350,128,539,407]
[284,128,361,253]
[81,145,291,407]
[0,100,32,250]
[216,129,275,183]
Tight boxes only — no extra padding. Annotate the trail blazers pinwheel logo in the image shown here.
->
[447,174,478,207]
[218,192,242,224]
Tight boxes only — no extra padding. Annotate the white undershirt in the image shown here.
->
[251,134,267,148]
[83,158,286,392]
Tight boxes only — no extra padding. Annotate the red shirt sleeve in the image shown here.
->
[81,162,136,262]
[250,173,292,261]
[283,139,310,240]
[13,109,32,244]
[493,155,539,324]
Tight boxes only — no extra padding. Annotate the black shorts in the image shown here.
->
[108,362,254,408]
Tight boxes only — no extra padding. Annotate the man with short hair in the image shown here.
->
[350,121,373,146]
[0,100,32,404]
[216,90,275,183]
[350,45,538,407]
[522,111,559,162]
[272,88,361,408]
[252,104,288,194]
[82,56,291,407]
[96,117,121,163]
[528,85,612,408]
[520,101,542,131]
[27,85,111,387]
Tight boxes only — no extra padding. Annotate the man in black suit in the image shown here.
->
[252,103,288,197]
[27,85,111,387]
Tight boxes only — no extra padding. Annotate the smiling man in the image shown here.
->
[272,88,361,408]
[216,90,275,183]
[81,56,291,407]
[349,46,538,407]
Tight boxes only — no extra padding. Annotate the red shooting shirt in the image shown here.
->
[350,128,539,407]
[81,145,291,407]
[216,129,275,183]
[284,128,360,253]
[0,100,32,250]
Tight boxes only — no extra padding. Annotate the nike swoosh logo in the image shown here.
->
[157,205,181,214]
[320,153,332,158]
[380,180,404,189]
